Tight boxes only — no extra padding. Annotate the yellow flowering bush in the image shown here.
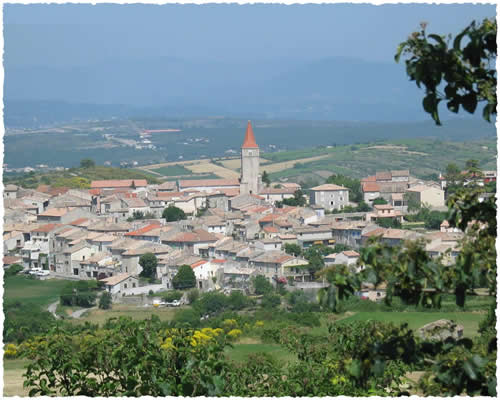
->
[222,319,238,332]
[4,343,18,359]
[254,320,264,328]
[227,329,243,339]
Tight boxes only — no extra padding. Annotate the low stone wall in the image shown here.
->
[122,284,166,296]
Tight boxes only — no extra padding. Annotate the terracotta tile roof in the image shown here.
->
[258,214,279,223]
[263,225,279,233]
[158,181,177,190]
[361,175,376,182]
[362,182,380,192]
[39,207,73,217]
[242,121,259,149]
[343,250,360,257]
[125,223,162,236]
[179,179,240,188]
[88,188,101,196]
[407,184,435,193]
[91,180,147,189]
[310,184,347,191]
[362,227,387,237]
[100,273,132,286]
[32,223,62,233]
[212,259,226,263]
[218,188,240,197]
[36,185,69,196]
[191,260,208,269]
[68,218,89,226]
[374,204,394,210]
[123,197,147,208]
[391,170,409,177]
[259,187,295,194]
[3,256,22,265]
[376,171,392,181]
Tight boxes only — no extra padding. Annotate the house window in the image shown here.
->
[132,283,136,288]
[124,283,128,289]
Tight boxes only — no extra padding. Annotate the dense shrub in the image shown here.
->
[60,281,97,307]
[187,288,200,304]
[285,312,321,327]
[172,265,196,290]
[260,293,281,309]
[3,301,56,344]
[172,308,201,328]
[98,292,112,310]
[5,263,24,277]
[193,292,229,315]
[162,290,183,303]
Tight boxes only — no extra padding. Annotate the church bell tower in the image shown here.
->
[240,121,261,195]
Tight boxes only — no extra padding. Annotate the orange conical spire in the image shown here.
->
[242,120,258,148]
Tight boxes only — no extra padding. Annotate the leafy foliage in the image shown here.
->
[262,170,270,187]
[252,275,274,296]
[284,243,302,257]
[326,174,362,203]
[5,263,24,277]
[98,291,112,310]
[138,253,158,280]
[280,190,307,207]
[3,300,57,344]
[60,281,97,308]
[172,265,196,290]
[396,19,496,125]
[162,205,187,221]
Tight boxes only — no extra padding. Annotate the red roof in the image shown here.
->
[242,121,258,149]
[361,175,376,183]
[124,223,161,236]
[179,179,239,188]
[69,218,89,226]
[263,226,279,233]
[88,188,101,196]
[3,256,22,265]
[191,260,208,269]
[212,259,226,263]
[91,180,147,189]
[362,182,380,192]
[32,223,61,233]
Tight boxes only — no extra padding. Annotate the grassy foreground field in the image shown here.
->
[337,311,484,338]
[74,304,178,325]
[4,276,69,308]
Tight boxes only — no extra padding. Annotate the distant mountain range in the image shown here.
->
[4,56,482,125]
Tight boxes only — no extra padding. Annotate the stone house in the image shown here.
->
[309,184,349,211]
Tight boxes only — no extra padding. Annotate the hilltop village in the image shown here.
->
[3,122,496,299]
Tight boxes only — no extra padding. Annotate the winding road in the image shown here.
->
[47,301,96,319]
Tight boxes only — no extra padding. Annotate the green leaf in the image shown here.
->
[428,34,446,47]
[453,27,470,51]
[349,359,362,379]
[423,93,437,113]
[463,360,478,381]
[461,93,478,114]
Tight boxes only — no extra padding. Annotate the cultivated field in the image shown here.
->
[4,276,69,308]
[74,304,179,325]
[184,162,240,179]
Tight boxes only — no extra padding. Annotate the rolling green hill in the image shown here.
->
[3,166,160,189]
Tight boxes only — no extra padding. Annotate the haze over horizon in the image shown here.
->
[4,3,497,122]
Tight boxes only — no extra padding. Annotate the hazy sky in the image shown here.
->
[5,3,496,67]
